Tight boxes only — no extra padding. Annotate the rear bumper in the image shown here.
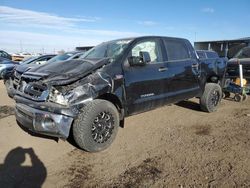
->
[15,103,74,139]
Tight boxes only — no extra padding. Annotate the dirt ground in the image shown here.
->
[0,80,249,188]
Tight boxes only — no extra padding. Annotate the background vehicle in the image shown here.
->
[11,52,80,96]
[68,51,86,60]
[14,36,227,152]
[197,50,228,83]
[0,57,19,79]
[4,54,55,79]
[227,47,250,86]
[0,50,12,60]
[196,50,219,59]
[11,52,32,62]
[4,54,55,98]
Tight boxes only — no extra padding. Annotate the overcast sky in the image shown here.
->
[0,0,249,53]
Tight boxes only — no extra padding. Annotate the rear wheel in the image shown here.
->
[73,99,119,152]
[200,83,222,112]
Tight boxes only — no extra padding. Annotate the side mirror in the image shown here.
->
[128,51,151,66]
[140,51,151,63]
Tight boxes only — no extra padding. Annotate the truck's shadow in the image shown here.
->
[176,100,201,112]
[0,147,47,188]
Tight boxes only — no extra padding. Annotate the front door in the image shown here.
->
[123,38,170,115]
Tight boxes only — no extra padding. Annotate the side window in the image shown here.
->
[0,51,6,58]
[131,40,162,63]
[164,40,190,61]
[3,52,8,58]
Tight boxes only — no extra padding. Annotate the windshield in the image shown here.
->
[83,39,132,61]
[20,56,38,64]
[46,52,77,64]
[234,47,250,59]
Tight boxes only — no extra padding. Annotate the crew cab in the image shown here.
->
[14,36,227,152]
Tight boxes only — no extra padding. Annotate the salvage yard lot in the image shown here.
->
[0,80,249,187]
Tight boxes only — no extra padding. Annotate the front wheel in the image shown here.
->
[200,83,222,113]
[73,99,119,152]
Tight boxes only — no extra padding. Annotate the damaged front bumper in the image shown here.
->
[15,103,74,139]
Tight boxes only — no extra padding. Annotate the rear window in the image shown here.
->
[206,51,219,58]
[235,47,250,59]
[196,51,206,59]
[163,39,190,61]
[46,53,76,64]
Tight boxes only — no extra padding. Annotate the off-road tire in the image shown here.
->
[73,99,119,152]
[200,83,222,112]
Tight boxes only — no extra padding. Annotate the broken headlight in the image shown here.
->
[49,87,68,106]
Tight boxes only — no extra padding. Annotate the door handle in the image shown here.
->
[158,67,168,72]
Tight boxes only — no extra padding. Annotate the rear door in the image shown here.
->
[124,38,170,115]
[162,39,201,102]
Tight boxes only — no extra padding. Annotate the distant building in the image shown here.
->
[194,37,250,58]
[75,46,94,52]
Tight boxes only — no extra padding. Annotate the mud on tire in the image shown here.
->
[200,83,222,113]
[73,99,119,152]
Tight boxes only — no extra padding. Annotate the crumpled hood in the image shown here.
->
[16,63,37,74]
[22,58,109,85]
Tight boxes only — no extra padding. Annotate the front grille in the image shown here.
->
[24,82,48,100]
[13,71,22,89]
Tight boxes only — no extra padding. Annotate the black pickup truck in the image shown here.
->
[14,36,227,152]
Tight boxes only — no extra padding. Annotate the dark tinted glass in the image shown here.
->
[46,52,76,64]
[196,51,206,59]
[206,51,219,58]
[0,51,8,58]
[164,39,190,61]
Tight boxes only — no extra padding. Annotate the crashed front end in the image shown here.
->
[14,71,113,139]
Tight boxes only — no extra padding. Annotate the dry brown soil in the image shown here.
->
[0,81,249,187]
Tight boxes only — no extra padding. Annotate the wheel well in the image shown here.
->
[97,93,125,127]
[97,93,122,109]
